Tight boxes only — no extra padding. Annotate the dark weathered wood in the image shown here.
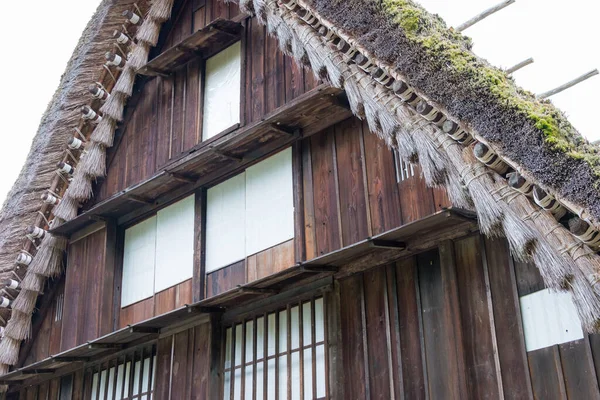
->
[206,260,246,298]
[513,259,545,297]
[559,339,600,399]
[484,236,533,400]
[339,275,368,399]
[302,138,317,260]
[334,118,370,246]
[363,268,392,399]
[292,142,306,263]
[194,190,207,302]
[398,164,435,224]
[528,346,567,400]
[311,129,341,256]
[453,236,500,399]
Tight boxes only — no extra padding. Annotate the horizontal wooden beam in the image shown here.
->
[21,369,55,375]
[299,265,339,273]
[128,326,160,334]
[237,287,279,295]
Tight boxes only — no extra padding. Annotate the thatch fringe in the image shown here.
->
[52,193,80,221]
[3,310,32,341]
[128,44,150,70]
[99,92,126,122]
[68,167,94,201]
[136,18,162,46]
[90,116,117,147]
[0,337,20,365]
[11,290,38,315]
[113,65,136,97]
[20,272,45,293]
[27,234,66,278]
[80,142,106,178]
[148,0,176,23]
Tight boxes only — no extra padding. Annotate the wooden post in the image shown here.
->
[506,57,534,74]
[456,0,516,32]
[538,69,599,99]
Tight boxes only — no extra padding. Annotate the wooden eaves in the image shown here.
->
[51,83,352,235]
[13,209,476,389]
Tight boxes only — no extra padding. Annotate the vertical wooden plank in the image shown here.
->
[334,118,369,246]
[100,222,116,336]
[559,339,600,399]
[339,275,367,400]
[513,259,545,297]
[484,236,534,400]
[155,336,173,400]
[397,165,436,224]
[362,124,402,234]
[310,129,341,256]
[156,77,174,168]
[140,78,159,180]
[417,250,464,399]
[171,69,187,158]
[453,236,501,399]
[264,28,285,113]
[194,190,207,302]
[363,268,392,400]
[242,19,252,127]
[301,139,317,260]
[528,346,567,400]
[192,323,211,399]
[250,18,266,123]
[61,239,85,351]
[193,4,206,32]
[292,143,306,263]
[394,257,426,399]
[184,59,201,151]
[285,53,304,102]
[206,260,246,298]
[211,0,228,21]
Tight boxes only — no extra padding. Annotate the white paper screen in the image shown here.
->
[154,195,195,292]
[203,42,241,140]
[520,288,584,352]
[122,217,156,307]
[206,173,246,272]
[245,148,294,256]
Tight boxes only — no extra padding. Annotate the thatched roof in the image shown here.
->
[1,0,600,378]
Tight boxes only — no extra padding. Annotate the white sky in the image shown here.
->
[0,0,597,206]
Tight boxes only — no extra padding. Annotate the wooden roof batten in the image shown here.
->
[1,209,476,390]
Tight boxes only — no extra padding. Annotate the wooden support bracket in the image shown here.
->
[237,287,279,295]
[126,195,154,205]
[52,356,91,363]
[300,265,339,273]
[269,123,301,137]
[370,239,406,250]
[209,146,243,162]
[87,343,124,350]
[21,369,56,375]
[128,326,160,334]
[165,171,196,184]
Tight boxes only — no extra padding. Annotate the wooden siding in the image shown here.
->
[95,0,318,203]
[119,279,193,328]
[303,117,450,258]
[206,239,294,298]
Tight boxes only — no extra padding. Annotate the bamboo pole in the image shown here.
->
[538,69,599,99]
[456,0,516,32]
[506,57,534,74]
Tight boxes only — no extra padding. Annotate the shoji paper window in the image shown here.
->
[206,173,246,272]
[223,297,327,400]
[122,217,156,307]
[155,195,195,292]
[122,196,195,307]
[245,148,294,256]
[520,288,584,351]
[89,346,156,400]
[205,148,294,273]
[203,42,241,140]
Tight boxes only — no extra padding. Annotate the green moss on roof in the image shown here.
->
[381,0,600,175]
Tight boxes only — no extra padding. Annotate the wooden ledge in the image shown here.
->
[52,84,351,236]
[138,19,243,77]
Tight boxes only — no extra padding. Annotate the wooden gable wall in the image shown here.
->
[93,0,318,204]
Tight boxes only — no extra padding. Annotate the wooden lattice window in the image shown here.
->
[222,297,329,399]
[85,345,156,400]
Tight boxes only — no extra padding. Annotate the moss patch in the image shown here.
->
[381,0,600,174]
